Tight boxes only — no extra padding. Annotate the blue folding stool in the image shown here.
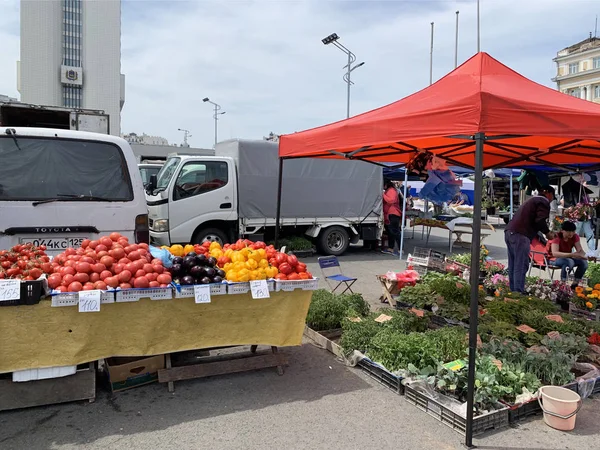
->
[318,256,357,294]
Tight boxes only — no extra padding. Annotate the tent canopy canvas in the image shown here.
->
[279,52,600,171]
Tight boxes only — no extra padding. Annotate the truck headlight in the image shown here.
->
[153,219,169,232]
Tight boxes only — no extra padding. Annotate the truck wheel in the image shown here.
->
[318,226,349,256]
[193,228,228,246]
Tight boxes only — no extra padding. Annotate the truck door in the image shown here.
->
[168,159,235,243]
[70,112,109,134]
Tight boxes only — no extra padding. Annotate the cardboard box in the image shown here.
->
[105,355,165,392]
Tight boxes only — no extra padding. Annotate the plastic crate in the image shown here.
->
[503,382,578,423]
[358,357,404,395]
[227,280,275,295]
[173,283,228,298]
[404,383,509,436]
[275,278,319,292]
[0,280,45,307]
[593,377,600,396]
[51,290,115,307]
[568,303,599,321]
[115,287,174,302]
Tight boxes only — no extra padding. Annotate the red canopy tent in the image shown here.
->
[279,52,600,170]
[277,52,600,446]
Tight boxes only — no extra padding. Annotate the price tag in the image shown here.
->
[250,280,270,299]
[0,280,20,302]
[516,324,536,334]
[409,307,425,317]
[546,314,564,323]
[374,314,393,323]
[194,285,211,304]
[78,290,101,312]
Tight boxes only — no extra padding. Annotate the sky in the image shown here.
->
[0,0,599,148]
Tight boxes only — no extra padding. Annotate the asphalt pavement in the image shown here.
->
[1,225,599,450]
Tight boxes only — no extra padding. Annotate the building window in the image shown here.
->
[568,88,581,98]
[569,63,579,74]
[595,85,600,98]
[594,57,600,70]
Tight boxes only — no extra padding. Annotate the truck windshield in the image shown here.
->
[155,157,180,191]
[0,136,133,201]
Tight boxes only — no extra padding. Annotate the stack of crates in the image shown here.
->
[406,247,446,276]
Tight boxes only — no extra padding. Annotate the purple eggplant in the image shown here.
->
[170,263,183,276]
[205,267,216,278]
[200,277,212,284]
[180,275,195,285]
[190,265,206,278]
[207,256,217,267]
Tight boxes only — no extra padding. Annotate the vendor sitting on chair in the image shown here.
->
[549,220,588,288]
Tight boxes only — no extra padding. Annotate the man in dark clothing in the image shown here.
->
[505,186,556,293]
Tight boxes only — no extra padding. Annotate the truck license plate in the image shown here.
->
[19,237,87,250]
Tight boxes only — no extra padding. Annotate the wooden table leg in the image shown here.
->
[272,346,284,375]
[166,353,174,393]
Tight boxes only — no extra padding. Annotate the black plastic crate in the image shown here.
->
[0,280,44,307]
[405,383,509,436]
[358,358,404,395]
[504,382,578,423]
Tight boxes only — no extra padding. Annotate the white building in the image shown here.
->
[0,94,18,102]
[17,0,125,135]
[123,132,170,146]
[552,35,600,103]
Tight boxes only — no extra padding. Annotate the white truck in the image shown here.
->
[146,139,383,255]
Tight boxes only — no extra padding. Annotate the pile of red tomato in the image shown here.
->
[269,252,312,281]
[49,233,171,293]
[0,244,52,280]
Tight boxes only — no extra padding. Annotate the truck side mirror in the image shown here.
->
[147,174,157,193]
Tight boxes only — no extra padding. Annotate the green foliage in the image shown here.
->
[367,327,468,372]
[585,262,600,287]
[396,282,435,308]
[423,272,472,305]
[288,236,314,251]
[306,290,370,331]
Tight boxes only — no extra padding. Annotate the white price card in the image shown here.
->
[0,279,20,302]
[250,280,270,299]
[194,284,211,304]
[78,290,101,312]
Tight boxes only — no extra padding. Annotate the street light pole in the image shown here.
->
[322,33,364,119]
[202,97,225,147]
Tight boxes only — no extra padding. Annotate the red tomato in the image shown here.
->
[100,237,113,248]
[117,238,129,247]
[88,240,99,250]
[159,283,169,288]
[29,268,42,279]
[81,239,91,249]
[298,272,310,280]
[41,262,53,274]
[118,270,132,283]
[149,281,160,288]
[125,244,139,254]
[287,255,299,267]
[91,263,106,273]
[138,243,149,250]
[119,283,132,289]
[146,272,158,282]
[133,277,150,288]
[62,266,76,276]
[119,258,132,265]
[95,244,108,253]
[109,232,121,242]
[111,248,125,260]
[133,260,145,272]
[268,258,278,267]
[96,251,109,259]
[48,274,62,289]
[153,265,165,274]
[105,276,119,288]
[100,270,113,280]
[54,286,66,293]
[275,273,288,280]
[287,273,300,281]
[296,263,307,273]
[62,275,75,287]
[82,283,95,291]
[143,263,154,273]
[75,262,91,274]
[68,281,83,292]
[100,256,114,268]
[134,269,146,279]
[73,272,89,284]
[275,253,288,265]
[90,272,100,283]
[157,273,172,285]
[113,263,124,274]
[94,281,108,290]
[278,263,293,275]
[128,250,141,261]
[65,248,77,256]
[305,271,313,279]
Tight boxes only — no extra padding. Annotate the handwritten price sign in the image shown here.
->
[194,285,211,304]
[250,280,270,299]
[78,290,101,312]
[0,280,20,302]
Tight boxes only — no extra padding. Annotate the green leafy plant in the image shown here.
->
[585,262,600,288]
[306,290,370,331]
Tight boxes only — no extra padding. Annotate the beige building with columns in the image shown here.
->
[552,35,600,103]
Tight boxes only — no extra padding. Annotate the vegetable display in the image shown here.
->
[171,253,225,285]
[48,233,170,292]
[0,244,52,280]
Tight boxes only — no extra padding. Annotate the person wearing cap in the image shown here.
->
[505,186,556,293]
[549,220,587,288]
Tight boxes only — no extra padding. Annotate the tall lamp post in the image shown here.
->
[202,97,225,147]
[321,33,364,119]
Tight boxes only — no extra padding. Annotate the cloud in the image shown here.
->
[1,0,599,148]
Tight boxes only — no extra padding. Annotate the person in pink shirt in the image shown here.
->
[549,220,588,288]
[382,179,402,256]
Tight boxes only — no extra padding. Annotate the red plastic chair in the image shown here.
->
[528,236,563,279]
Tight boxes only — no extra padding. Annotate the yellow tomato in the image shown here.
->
[239,248,250,259]
[224,249,234,259]
[169,244,184,257]
[232,252,246,263]
[256,248,267,259]
[258,259,269,269]
[209,241,222,251]
[245,259,259,270]
[265,266,278,278]
[226,271,239,282]
[248,251,262,263]
[183,244,195,255]
[238,269,251,282]
[223,263,233,272]
[210,249,224,259]
[256,268,267,280]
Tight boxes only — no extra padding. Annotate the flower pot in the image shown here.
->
[486,206,496,215]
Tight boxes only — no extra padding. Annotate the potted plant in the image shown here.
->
[482,197,495,215]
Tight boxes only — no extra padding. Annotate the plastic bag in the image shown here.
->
[385,271,397,281]
[573,362,600,399]
[149,246,174,268]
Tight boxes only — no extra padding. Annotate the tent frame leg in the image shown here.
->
[274,158,284,249]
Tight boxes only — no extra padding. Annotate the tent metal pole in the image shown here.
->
[509,172,514,220]
[454,11,459,68]
[399,169,409,259]
[274,158,284,249]
[476,0,481,53]
[465,132,484,448]
[429,22,434,85]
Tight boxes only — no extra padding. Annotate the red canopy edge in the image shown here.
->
[278,52,600,170]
